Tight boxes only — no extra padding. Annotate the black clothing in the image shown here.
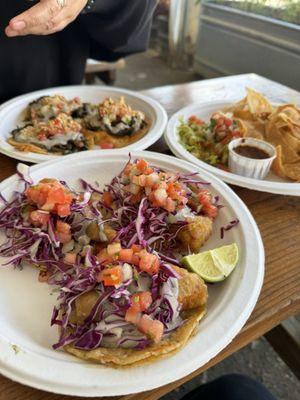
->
[181,374,276,400]
[0,0,156,103]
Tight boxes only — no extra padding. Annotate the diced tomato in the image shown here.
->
[97,266,123,286]
[132,253,140,266]
[26,186,47,205]
[167,182,186,203]
[224,118,232,127]
[47,187,67,204]
[99,141,114,149]
[38,270,51,283]
[144,167,154,175]
[131,244,142,253]
[203,203,218,219]
[29,210,50,227]
[136,159,149,173]
[119,248,133,263]
[137,315,164,343]
[125,306,141,325]
[188,115,204,125]
[131,291,152,312]
[26,180,73,217]
[56,204,71,217]
[107,242,121,256]
[64,253,77,265]
[56,220,70,234]
[56,221,72,244]
[197,189,211,205]
[102,191,113,207]
[139,251,160,275]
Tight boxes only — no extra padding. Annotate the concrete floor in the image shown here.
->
[162,338,299,400]
[111,50,300,400]
[115,49,200,91]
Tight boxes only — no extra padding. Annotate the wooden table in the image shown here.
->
[0,74,299,400]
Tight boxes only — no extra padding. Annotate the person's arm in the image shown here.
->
[5,0,88,37]
[79,0,157,61]
[5,0,157,60]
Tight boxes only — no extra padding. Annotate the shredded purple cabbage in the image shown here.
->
[0,156,238,353]
[220,219,239,239]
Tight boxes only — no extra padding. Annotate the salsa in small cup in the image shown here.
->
[228,138,276,180]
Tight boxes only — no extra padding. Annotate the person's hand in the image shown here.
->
[5,0,88,37]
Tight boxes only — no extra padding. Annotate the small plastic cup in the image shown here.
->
[228,138,276,180]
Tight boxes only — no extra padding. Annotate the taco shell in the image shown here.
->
[65,306,205,367]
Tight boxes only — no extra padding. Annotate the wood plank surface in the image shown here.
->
[0,75,299,400]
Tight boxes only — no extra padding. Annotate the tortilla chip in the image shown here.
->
[271,146,287,179]
[282,162,300,182]
[65,306,206,367]
[246,88,273,116]
[236,119,265,140]
[226,88,273,120]
[266,104,300,181]
[226,90,300,181]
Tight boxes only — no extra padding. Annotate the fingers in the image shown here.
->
[6,0,62,37]
[5,0,87,37]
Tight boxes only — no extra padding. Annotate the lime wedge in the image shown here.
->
[181,243,239,283]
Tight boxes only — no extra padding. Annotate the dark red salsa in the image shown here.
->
[234,145,270,160]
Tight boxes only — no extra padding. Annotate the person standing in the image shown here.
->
[0,0,157,103]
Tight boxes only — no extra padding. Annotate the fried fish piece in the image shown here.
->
[73,265,207,325]
[177,216,213,252]
[74,291,99,325]
[173,265,208,310]
[66,263,207,367]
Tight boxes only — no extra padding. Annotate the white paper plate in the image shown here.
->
[165,101,300,195]
[0,86,168,163]
[0,151,264,396]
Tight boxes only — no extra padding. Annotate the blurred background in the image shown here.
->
[86,0,300,91]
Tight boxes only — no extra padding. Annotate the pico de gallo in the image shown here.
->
[178,111,243,169]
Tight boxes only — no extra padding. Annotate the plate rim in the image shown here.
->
[0,150,265,396]
[0,85,168,164]
[165,100,300,196]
